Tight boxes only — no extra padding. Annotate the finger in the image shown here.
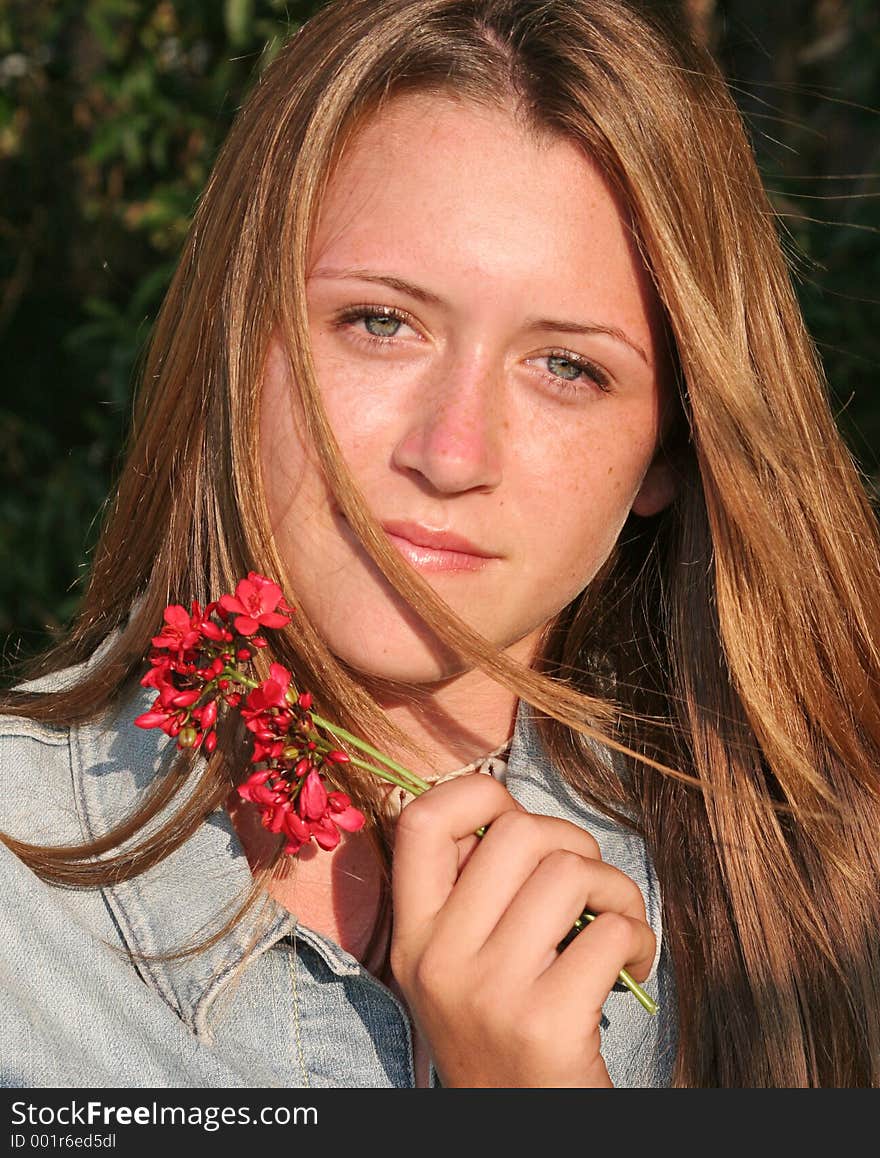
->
[478,849,649,978]
[391,773,522,956]
[538,909,657,1015]
[427,809,603,954]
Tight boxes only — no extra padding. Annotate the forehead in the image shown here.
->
[315,90,626,247]
[308,91,663,356]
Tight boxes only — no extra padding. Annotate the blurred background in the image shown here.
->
[1,0,878,674]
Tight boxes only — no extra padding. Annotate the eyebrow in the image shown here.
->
[308,267,650,365]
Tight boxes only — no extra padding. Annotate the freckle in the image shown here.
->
[607,466,613,475]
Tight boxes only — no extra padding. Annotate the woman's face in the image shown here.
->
[261,92,676,685]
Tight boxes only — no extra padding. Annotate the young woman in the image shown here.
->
[3,0,879,1089]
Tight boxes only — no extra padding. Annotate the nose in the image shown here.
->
[390,348,505,494]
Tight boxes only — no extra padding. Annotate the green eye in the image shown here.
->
[363,314,403,337]
[547,354,583,381]
[540,349,612,395]
[334,304,411,341]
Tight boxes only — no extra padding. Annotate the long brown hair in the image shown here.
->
[4,0,880,1087]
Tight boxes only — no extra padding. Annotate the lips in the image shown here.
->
[378,520,499,573]
[335,511,499,572]
[379,520,496,559]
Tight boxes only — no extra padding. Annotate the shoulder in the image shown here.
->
[0,709,83,846]
[0,641,104,827]
[0,665,182,1088]
[0,641,169,846]
[0,650,116,845]
[0,833,204,1089]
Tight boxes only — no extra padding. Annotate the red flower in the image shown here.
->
[294,771,366,849]
[241,665,293,743]
[251,736,285,764]
[299,768,329,820]
[151,601,217,658]
[237,769,286,808]
[218,573,292,637]
[279,812,312,856]
[259,664,292,708]
[197,698,218,730]
[236,765,365,856]
[141,654,175,694]
[327,790,366,833]
[133,707,175,731]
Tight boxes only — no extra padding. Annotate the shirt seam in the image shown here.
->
[286,933,311,1088]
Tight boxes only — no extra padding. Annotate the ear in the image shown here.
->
[631,451,678,518]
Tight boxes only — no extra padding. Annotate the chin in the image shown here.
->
[323,610,547,695]
[331,629,475,687]
[298,577,496,686]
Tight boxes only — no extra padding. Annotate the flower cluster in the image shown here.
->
[234,661,363,854]
[133,572,657,1015]
[134,572,372,855]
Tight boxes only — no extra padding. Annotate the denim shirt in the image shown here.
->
[0,666,676,1088]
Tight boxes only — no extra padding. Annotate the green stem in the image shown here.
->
[572,912,658,1016]
[345,753,432,796]
[312,713,432,794]
[616,968,658,1017]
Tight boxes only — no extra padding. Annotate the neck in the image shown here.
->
[373,662,521,783]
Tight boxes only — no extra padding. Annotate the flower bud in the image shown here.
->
[171,689,201,708]
[178,726,198,748]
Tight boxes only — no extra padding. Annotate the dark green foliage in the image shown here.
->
[713,0,880,484]
[0,0,877,675]
[0,0,324,671]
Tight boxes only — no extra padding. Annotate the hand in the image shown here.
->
[390,773,656,1088]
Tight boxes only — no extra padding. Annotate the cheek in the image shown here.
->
[311,347,395,463]
[519,427,657,585]
[259,343,380,545]
[259,344,318,523]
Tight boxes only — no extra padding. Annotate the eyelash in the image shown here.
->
[332,304,613,396]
